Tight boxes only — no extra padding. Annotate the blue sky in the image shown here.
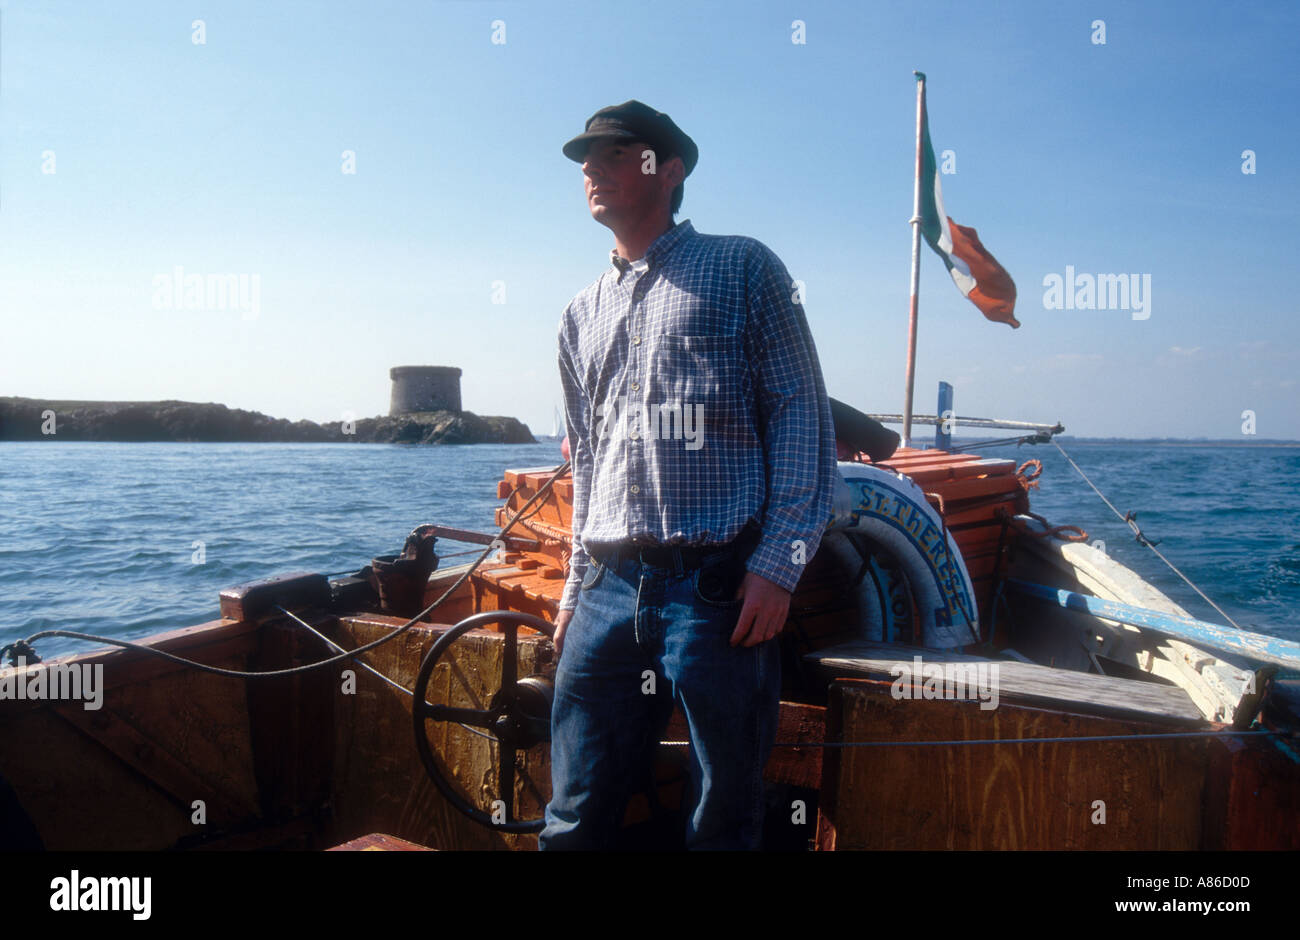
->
[2,0,1297,439]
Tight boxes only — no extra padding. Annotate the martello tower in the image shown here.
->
[389,366,462,416]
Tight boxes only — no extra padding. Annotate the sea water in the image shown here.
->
[1,440,1297,661]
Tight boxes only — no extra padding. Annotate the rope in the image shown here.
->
[1049,439,1243,629]
[1001,508,1089,543]
[502,479,571,567]
[2,460,573,677]
[1016,459,1043,486]
[274,605,497,743]
[1,640,41,667]
[515,517,570,546]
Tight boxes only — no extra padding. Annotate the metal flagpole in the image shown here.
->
[902,71,927,447]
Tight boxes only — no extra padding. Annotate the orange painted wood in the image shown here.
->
[913,474,1025,502]
[881,459,1017,482]
[327,832,434,851]
[486,450,1030,632]
[944,497,1024,527]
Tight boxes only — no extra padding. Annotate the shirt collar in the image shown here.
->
[609,219,695,277]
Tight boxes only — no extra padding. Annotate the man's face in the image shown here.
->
[581,137,677,229]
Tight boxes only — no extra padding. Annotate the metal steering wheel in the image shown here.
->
[411,611,555,834]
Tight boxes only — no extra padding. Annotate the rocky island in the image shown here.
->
[0,366,536,444]
[0,397,535,444]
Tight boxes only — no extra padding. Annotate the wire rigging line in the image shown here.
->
[1049,439,1243,630]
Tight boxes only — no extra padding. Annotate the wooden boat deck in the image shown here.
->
[6,448,1294,853]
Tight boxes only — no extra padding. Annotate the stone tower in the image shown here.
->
[389,366,462,416]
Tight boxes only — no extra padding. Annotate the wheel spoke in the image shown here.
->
[498,744,516,821]
[501,622,517,689]
[425,703,494,728]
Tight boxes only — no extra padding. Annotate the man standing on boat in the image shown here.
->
[543,100,838,850]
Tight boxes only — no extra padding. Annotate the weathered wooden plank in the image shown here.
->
[819,678,1209,849]
[246,620,336,822]
[2,640,265,849]
[219,572,330,621]
[0,618,260,714]
[663,701,825,790]
[53,704,257,822]
[764,702,825,790]
[806,640,1206,725]
[0,708,196,849]
[1202,735,1300,849]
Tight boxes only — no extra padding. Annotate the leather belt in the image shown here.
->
[589,523,761,573]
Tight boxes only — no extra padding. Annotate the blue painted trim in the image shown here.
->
[1007,578,1300,671]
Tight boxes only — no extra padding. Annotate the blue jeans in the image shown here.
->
[540,543,781,851]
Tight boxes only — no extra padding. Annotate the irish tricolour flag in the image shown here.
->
[918,85,1019,328]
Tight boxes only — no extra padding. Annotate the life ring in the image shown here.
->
[824,462,979,649]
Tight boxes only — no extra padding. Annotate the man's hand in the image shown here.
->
[553,608,575,660]
[729,571,792,647]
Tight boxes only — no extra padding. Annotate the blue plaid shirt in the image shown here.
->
[557,219,838,611]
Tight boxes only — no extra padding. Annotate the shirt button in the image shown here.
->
[630,382,640,391]
[630,484,640,494]
[631,335,641,345]
[629,431,640,440]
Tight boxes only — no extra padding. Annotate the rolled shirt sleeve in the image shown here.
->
[740,245,838,592]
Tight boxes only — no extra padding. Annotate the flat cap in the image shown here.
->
[562,100,698,177]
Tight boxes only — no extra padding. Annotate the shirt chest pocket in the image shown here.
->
[647,333,745,405]
[645,333,751,444]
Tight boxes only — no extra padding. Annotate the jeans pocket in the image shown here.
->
[693,552,744,607]
[579,559,606,592]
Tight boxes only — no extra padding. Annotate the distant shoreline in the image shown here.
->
[0,397,535,445]
[1017,437,1300,447]
[3,397,1295,446]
